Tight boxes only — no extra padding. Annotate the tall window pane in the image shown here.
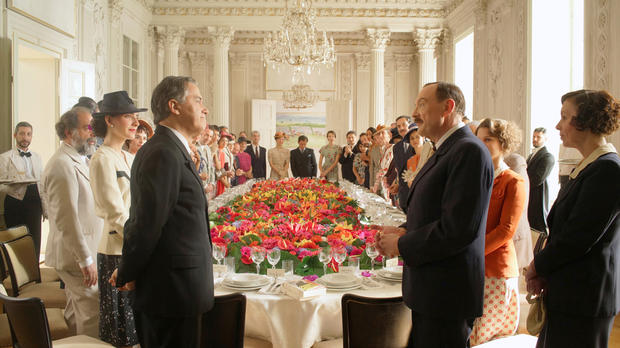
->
[530,0,583,202]
[122,35,140,106]
[454,30,474,119]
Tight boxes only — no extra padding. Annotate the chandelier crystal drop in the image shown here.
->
[282,84,319,110]
[263,0,336,72]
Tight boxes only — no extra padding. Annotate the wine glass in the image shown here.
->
[318,247,332,276]
[267,248,281,269]
[333,247,347,272]
[251,247,266,275]
[213,244,226,265]
[365,244,379,271]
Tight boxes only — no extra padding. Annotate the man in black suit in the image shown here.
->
[527,127,555,233]
[390,116,416,212]
[377,82,493,348]
[338,131,358,182]
[112,76,214,347]
[246,130,267,179]
[290,135,317,178]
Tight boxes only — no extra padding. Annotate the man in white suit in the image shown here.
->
[0,122,46,256]
[43,106,103,337]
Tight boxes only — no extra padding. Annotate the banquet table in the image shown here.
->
[215,276,403,348]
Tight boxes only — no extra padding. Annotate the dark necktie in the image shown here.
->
[255,146,259,158]
[19,151,31,157]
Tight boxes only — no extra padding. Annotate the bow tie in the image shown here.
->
[19,151,31,158]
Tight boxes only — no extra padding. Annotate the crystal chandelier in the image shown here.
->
[283,84,319,109]
[263,0,336,73]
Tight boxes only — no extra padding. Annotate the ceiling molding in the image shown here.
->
[153,0,452,10]
[153,6,446,18]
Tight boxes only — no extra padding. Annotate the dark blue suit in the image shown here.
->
[393,134,415,212]
[397,126,493,347]
[534,152,620,348]
[118,126,214,347]
[245,145,267,179]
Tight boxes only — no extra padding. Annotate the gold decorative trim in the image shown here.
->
[153,7,445,18]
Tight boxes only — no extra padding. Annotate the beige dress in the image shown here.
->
[268,146,290,180]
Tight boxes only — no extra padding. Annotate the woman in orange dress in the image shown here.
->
[470,118,526,345]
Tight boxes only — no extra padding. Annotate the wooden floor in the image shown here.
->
[516,289,620,347]
[609,315,620,348]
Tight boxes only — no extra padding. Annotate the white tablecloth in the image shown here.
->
[215,278,403,348]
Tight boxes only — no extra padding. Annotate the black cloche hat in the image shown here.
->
[92,91,147,117]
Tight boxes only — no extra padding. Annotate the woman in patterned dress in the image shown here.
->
[89,91,145,347]
[470,118,525,345]
[319,130,341,182]
[352,142,368,186]
[268,131,290,180]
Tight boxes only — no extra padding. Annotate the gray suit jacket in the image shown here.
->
[43,143,102,272]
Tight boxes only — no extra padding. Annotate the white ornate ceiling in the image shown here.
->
[151,0,462,32]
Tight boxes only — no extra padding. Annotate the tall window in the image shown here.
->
[122,36,139,105]
[531,0,583,201]
[454,30,474,119]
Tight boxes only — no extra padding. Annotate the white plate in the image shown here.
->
[376,272,402,282]
[323,283,362,292]
[320,273,359,287]
[224,274,270,287]
[220,283,265,291]
[317,277,362,289]
[376,270,401,280]
[384,266,403,276]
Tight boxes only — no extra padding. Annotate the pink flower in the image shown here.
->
[303,275,318,282]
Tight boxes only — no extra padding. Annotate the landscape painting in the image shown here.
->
[276,101,327,150]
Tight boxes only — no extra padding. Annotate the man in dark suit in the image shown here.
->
[290,135,317,178]
[377,82,493,348]
[338,131,358,182]
[526,127,555,233]
[390,116,416,212]
[112,76,214,347]
[246,131,267,179]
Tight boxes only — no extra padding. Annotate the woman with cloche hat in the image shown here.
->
[89,90,147,347]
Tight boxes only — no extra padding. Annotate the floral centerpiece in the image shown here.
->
[209,178,381,275]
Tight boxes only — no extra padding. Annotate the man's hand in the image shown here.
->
[200,172,207,181]
[371,225,406,235]
[376,232,402,259]
[525,261,545,295]
[81,263,97,287]
[109,268,136,291]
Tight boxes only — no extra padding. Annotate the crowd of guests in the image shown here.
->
[0,77,618,348]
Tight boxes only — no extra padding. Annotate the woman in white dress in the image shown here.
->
[268,131,290,180]
[89,91,146,347]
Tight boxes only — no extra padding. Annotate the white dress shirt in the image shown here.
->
[436,122,466,150]
[17,149,35,178]
[161,125,192,156]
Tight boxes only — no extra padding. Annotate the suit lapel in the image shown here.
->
[405,126,469,204]
[60,143,90,181]
[9,150,25,173]
[406,152,439,203]
[158,127,205,192]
